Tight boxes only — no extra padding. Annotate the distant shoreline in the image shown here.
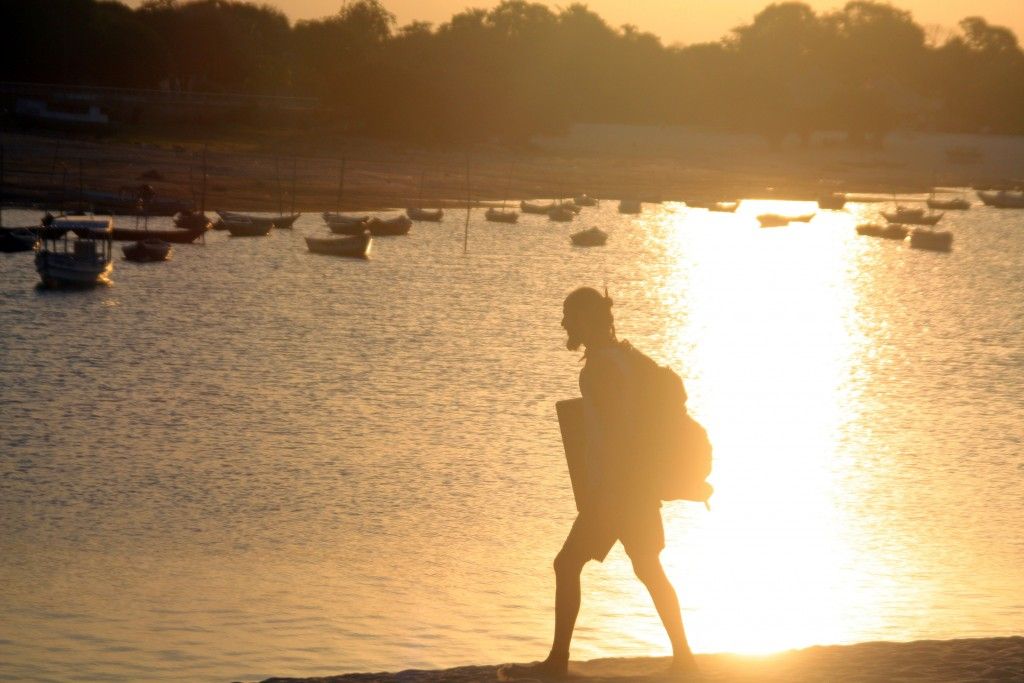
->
[2,127,1022,215]
[249,635,1024,682]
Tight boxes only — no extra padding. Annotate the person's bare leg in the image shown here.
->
[504,549,587,679]
[631,554,698,673]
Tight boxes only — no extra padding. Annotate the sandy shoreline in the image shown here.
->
[2,127,1022,215]
[250,636,1024,682]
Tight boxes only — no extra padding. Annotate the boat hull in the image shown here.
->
[882,211,943,225]
[977,191,1024,208]
[909,228,953,252]
[226,222,273,237]
[331,216,410,236]
[305,234,371,258]
[35,250,112,286]
[110,227,207,243]
[0,228,39,252]
[406,208,443,221]
[485,209,518,223]
[571,228,608,246]
[123,240,172,262]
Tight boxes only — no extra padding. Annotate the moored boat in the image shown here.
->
[977,190,1024,208]
[570,227,608,246]
[273,213,301,228]
[856,222,908,240]
[331,214,411,236]
[305,232,371,258]
[757,213,791,228]
[485,207,518,223]
[882,208,943,225]
[548,205,575,222]
[817,193,847,210]
[926,196,970,210]
[521,200,555,214]
[217,210,276,226]
[406,207,444,221]
[35,216,113,287]
[123,238,172,262]
[573,194,598,207]
[173,210,212,231]
[0,227,39,252]
[708,201,740,213]
[909,227,953,252]
[225,218,273,237]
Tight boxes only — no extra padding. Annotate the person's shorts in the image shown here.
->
[560,500,664,563]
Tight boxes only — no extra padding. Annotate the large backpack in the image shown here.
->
[622,343,714,506]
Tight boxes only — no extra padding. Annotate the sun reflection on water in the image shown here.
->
[605,201,898,654]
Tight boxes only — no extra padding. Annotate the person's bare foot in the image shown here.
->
[664,652,700,677]
[498,654,570,680]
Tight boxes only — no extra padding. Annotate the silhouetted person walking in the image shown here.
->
[505,287,697,679]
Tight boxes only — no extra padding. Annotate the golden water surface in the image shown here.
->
[1,199,1022,681]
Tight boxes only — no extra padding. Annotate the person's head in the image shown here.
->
[562,287,616,351]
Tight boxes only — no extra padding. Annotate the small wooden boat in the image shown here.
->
[485,208,518,223]
[406,207,444,221]
[855,223,908,240]
[323,212,369,224]
[173,210,212,231]
[0,227,39,252]
[217,210,276,226]
[366,215,412,236]
[521,200,555,214]
[618,199,642,214]
[35,217,113,287]
[926,193,970,210]
[757,213,791,228]
[273,213,301,228]
[817,193,847,210]
[331,215,411,236]
[708,201,739,213]
[548,205,575,222]
[123,238,172,262]
[882,208,943,225]
[573,194,598,207]
[225,218,273,237]
[977,190,1024,208]
[909,227,953,252]
[926,197,970,210]
[328,219,369,234]
[305,233,371,258]
[110,225,208,243]
[570,227,608,246]
[855,223,885,237]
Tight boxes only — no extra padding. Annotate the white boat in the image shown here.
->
[35,216,114,287]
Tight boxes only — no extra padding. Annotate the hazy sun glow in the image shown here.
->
[247,1,1024,47]
[579,201,911,654]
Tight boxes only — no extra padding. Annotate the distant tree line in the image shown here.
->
[3,0,1023,143]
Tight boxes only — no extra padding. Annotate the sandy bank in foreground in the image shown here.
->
[254,636,1023,682]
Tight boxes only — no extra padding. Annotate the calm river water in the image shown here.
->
[1,198,1022,682]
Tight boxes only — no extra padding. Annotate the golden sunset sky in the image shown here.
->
[172,0,1024,46]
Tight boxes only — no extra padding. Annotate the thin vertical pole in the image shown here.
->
[336,157,346,214]
[274,156,282,217]
[0,144,5,229]
[463,154,471,255]
[290,157,297,216]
